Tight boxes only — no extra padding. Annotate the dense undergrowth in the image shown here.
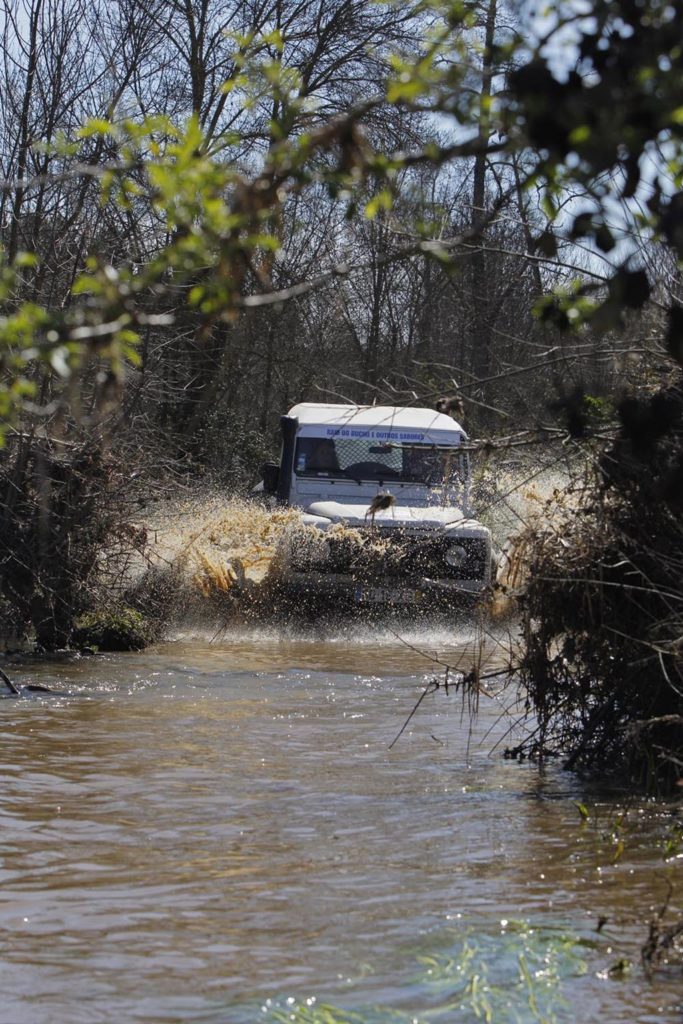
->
[511,378,683,790]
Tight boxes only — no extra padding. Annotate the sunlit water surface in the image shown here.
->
[1,626,681,1023]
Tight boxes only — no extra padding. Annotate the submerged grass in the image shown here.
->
[413,922,592,1024]
[265,1001,370,1023]
[263,922,599,1024]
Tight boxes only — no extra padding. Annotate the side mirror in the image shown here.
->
[261,462,280,495]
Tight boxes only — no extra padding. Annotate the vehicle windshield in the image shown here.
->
[294,437,468,485]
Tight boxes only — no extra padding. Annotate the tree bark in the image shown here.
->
[470,0,497,395]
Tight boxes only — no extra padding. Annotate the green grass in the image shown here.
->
[262,921,598,1024]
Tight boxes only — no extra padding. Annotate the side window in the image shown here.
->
[406,448,440,483]
[295,438,340,475]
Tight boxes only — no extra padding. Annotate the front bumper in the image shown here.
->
[280,571,488,607]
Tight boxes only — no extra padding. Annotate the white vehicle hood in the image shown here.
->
[304,500,465,529]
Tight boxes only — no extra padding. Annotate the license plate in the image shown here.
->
[354,585,423,605]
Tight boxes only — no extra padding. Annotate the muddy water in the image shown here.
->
[1,628,681,1024]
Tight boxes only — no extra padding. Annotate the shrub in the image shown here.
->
[73,607,152,652]
[513,379,683,790]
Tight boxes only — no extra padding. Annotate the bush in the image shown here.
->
[185,408,271,489]
[513,379,683,790]
[73,607,152,652]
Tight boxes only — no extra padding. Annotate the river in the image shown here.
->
[0,626,681,1023]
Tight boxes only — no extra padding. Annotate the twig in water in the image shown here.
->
[641,879,683,976]
[388,667,509,750]
[0,667,20,694]
[389,676,443,750]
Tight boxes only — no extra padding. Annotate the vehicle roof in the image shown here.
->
[287,403,466,443]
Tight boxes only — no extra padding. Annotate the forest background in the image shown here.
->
[0,0,681,784]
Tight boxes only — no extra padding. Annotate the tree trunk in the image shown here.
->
[470,0,497,399]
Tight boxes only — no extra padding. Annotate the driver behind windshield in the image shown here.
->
[298,438,340,473]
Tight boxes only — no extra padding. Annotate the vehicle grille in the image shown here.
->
[291,529,488,581]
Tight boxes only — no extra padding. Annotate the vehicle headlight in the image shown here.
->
[444,543,467,567]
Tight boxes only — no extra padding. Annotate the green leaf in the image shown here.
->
[364,188,394,219]
[77,118,116,139]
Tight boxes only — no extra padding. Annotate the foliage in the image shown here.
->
[0,0,680,440]
[73,606,151,651]
[0,437,118,649]
[506,0,683,344]
[512,376,683,788]
[189,407,271,487]
[0,431,159,650]
[0,253,49,439]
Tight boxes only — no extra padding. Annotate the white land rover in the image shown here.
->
[261,403,492,607]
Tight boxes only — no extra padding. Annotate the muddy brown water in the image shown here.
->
[0,626,681,1023]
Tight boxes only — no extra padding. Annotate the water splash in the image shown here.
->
[131,458,582,633]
